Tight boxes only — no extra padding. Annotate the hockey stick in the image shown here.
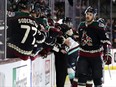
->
[68,63,76,71]
[108,65,112,80]
[106,45,112,79]
[102,62,105,84]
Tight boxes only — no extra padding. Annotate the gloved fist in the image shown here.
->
[56,36,65,44]
[49,28,62,37]
[103,53,112,65]
[39,48,51,57]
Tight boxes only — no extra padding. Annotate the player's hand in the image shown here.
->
[103,53,112,65]
[60,49,67,54]
[64,38,71,46]
[49,28,62,37]
[39,48,51,57]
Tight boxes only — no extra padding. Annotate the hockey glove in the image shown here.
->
[49,28,62,38]
[103,53,112,65]
[56,36,65,44]
[39,48,51,57]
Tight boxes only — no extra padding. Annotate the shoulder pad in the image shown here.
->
[91,21,103,28]
[78,22,85,29]
[93,21,105,30]
[92,21,98,25]
[93,21,105,28]
[79,22,85,26]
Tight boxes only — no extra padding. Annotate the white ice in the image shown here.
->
[64,70,116,87]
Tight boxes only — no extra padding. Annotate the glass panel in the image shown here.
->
[0,0,5,59]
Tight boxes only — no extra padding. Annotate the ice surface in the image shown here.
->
[64,70,116,87]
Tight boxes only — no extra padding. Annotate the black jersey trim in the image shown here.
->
[7,43,32,55]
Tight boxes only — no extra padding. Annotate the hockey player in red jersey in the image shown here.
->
[72,6,112,87]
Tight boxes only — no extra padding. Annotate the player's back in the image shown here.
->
[7,11,38,55]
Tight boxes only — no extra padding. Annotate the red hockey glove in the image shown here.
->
[39,48,51,57]
[103,53,112,65]
[30,56,36,61]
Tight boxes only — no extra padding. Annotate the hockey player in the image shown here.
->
[72,6,112,87]
[7,0,45,60]
[62,17,73,28]
[62,17,79,41]
[39,27,62,57]
[34,4,50,30]
[30,5,62,58]
[73,14,108,87]
[62,24,79,85]
[54,23,79,86]
[30,8,48,60]
[53,43,68,87]
[60,18,80,86]
[52,23,69,87]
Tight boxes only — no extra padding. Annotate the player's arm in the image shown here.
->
[97,23,112,65]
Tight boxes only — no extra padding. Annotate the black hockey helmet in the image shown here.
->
[34,3,42,13]
[62,17,72,23]
[60,24,71,35]
[18,0,31,10]
[30,6,41,13]
[85,6,97,16]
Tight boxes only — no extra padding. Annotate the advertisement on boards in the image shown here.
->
[32,54,53,87]
[45,60,50,85]
[12,65,29,87]
[32,57,45,87]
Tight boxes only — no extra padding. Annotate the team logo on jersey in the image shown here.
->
[81,31,92,46]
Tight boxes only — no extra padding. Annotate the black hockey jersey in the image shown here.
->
[78,21,111,57]
[7,11,38,56]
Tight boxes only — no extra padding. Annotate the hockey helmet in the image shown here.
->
[62,17,72,23]
[18,0,31,10]
[85,6,97,16]
[60,24,71,35]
